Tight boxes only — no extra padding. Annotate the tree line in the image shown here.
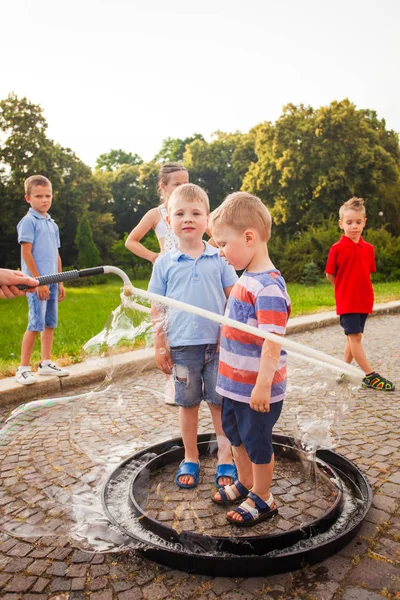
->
[1,93,400,282]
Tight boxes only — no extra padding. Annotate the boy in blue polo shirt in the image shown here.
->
[16,175,69,386]
[148,183,239,489]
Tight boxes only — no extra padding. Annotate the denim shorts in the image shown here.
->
[27,284,58,332]
[170,344,222,408]
[222,397,283,464]
[339,313,368,335]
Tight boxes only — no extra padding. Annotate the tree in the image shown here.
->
[0,93,116,268]
[95,149,143,171]
[155,134,205,162]
[183,131,256,210]
[104,162,159,236]
[75,213,101,268]
[243,99,400,237]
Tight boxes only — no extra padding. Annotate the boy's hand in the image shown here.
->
[250,383,271,413]
[155,346,173,375]
[37,285,50,301]
[58,283,66,301]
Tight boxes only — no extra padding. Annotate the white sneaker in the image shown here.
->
[336,373,350,384]
[16,368,37,386]
[164,377,177,405]
[38,362,69,377]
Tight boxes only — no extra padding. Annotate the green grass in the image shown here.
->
[1,278,399,378]
[288,279,400,316]
[0,279,149,378]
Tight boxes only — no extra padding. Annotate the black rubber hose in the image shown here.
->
[16,267,105,290]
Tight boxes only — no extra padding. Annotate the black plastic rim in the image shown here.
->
[128,439,344,556]
[102,433,372,576]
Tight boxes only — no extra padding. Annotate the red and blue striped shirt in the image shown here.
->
[216,270,291,404]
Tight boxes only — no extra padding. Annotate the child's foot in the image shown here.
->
[215,462,237,487]
[213,480,251,505]
[226,491,278,527]
[362,372,395,391]
[15,367,37,386]
[38,362,69,377]
[175,460,200,489]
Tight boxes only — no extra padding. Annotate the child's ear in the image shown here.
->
[338,219,343,230]
[24,195,31,204]
[166,214,171,226]
[244,229,256,244]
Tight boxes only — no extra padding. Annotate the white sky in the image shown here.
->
[1,0,399,168]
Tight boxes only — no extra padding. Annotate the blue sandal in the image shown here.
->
[212,480,250,505]
[215,463,238,487]
[226,491,278,527]
[175,460,201,489]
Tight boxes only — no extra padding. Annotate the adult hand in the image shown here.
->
[0,269,39,299]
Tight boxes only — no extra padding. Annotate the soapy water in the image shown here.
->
[0,287,359,553]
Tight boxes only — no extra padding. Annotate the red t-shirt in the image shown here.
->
[325,235,376,315]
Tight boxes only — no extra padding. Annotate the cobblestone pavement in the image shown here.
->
[0,314,399,600]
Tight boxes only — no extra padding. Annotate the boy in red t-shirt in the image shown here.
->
[325,197,395,391]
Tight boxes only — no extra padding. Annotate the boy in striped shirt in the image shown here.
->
[209,192,291,527]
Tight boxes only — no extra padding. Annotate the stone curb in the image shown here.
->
[0,300,399,407]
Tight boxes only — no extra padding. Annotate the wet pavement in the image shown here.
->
[0,313,399,599]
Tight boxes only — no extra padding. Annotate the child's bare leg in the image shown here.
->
[343,337,353,363]
[207,402,234,486]
[347,333,372,374]
[227,457,275,522]
[40,327,54,361]
[21,330,39,366]
[213,444,252,501]
[178,405,200,486]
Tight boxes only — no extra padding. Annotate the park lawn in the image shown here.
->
[0,279,149,378]
[1,279,399,378]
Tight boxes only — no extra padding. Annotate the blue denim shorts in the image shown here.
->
[27,284,58,332]
[340,313,368,335]
[170,344,222,408]
[222,397,283,464]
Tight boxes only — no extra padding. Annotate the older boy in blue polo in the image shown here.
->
[16,175,69,386]
[326,197,395,391]
[148,183,238,489]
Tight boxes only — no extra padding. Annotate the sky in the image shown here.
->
[1,0,399,168]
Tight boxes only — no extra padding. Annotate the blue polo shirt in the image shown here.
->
[148,242,238,347]
[17,208,60,276]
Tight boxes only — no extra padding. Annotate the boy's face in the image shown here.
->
[212,223,254,270]
[339,209,367,242]
[161,171,189,201]
[25,185,53,216]
[167,197,208,242]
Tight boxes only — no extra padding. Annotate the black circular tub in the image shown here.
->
[102,433,372,577]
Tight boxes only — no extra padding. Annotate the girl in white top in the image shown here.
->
[125,163,189,405]
[125,162,189,262]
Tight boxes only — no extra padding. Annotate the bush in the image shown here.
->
[301,262,321,286]
[269,219,339,282]
[110,231,157,280]
[269,219,400,283]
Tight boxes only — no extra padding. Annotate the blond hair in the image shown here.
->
[339,197,366,219]
[210,192,272,242]
[24,175,52,196]
[157,162,188,197]
[168,183,210,214]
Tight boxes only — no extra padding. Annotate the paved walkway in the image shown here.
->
[0,313,399,599]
